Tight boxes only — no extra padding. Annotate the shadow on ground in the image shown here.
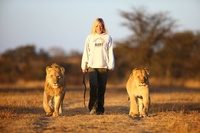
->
[0,106,43,116]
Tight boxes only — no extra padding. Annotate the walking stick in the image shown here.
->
[83,73,87,108]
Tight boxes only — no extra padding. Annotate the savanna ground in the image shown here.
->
[0,82,200,133]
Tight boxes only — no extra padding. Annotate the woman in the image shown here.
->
[81,18,115,115]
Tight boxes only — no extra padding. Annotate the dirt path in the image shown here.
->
[0,86,200,133]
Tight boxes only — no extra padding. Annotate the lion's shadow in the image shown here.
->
[64,105,129,116]
[150,102,200,114]
[64,101,200,116]
[1,102,199,117]
[0,105,43,115]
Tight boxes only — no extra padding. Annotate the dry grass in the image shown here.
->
[150,77,200,89]
[0,85,200,133]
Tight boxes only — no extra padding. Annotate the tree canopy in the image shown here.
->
[112,7,200,82]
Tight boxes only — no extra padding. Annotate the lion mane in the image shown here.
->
[126,68,150,117]
[43,63,66,117]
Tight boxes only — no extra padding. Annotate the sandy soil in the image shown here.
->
[0,86,200,133]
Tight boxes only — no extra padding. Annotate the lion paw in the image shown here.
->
[129,112,139,118]
[53,112,59,117]
[139,113,148,118]
[46,112,53,116]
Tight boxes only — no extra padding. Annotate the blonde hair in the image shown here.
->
[90,18,108,34]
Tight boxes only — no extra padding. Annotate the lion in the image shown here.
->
[43,63,66,117]
[126,68,150,118]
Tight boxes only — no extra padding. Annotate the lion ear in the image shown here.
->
[132,68,138,73]
[46,66,51,74]
[60,67,65,75]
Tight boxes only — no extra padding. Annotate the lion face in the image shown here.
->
[132,68,149,86]
[46,64,65,89]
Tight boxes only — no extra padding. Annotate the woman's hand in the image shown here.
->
[82,69,88,73]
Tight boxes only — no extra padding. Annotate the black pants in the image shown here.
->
[88,68,108,113]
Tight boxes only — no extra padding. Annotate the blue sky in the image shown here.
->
[0,0,199,54]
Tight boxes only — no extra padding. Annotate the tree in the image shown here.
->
[0,45,49,82]
[158,31,200,78]
[113,7,176,81]
[117,7,176,66]
[2,45,37,63]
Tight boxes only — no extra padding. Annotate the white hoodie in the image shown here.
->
[81,33,115,70]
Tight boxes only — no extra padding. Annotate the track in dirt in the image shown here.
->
[0,86,200,132]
